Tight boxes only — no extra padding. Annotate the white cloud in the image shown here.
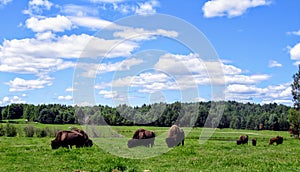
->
[98,90,128,102]
[2,96,10,103]
[0,0,12,6]
[0,96,26,106]
[202,0,271,18]
[113,28,178,41]
[58,95,73,100]
[66,87,75,92]
[0,34,138,75]
[35,31,56,40]
[225,82,292,105]
[26,15,72,33]
[29,0,52,9]
[195,97,206,102]
[77,58,144,78]
[287,30,300,36]
[268,60,282,68]
[90,0,124,3]
[99,0,159,16]
[98,90,118,98]
[61,4,99,17]
[6,76,53,92]
[225,74,271,84]
[23,0,53,15]
[67,16,114,30]
[154,53,239,77]
[135,0,159,16]
[97,53,271,95]
[290,43,300,60]
[97,71,180,95]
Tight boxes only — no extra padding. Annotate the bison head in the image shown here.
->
[51,140,61,149]
[85,139,93,147]
[127,139,137,148]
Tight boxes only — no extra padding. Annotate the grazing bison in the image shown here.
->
[127,139,151,148]
[236,135,248,145]
[132,128,146,139]
[128,129,155,148]
[236,139,242,145]
[269,136,283,145]
[71,128,93,147]
[239,135,249,144]
[166,125,185,148]
[51,130,93,149]
[51,130,85,149]
[252,138,257,146]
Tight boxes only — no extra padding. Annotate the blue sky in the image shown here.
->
[0,0,299,107]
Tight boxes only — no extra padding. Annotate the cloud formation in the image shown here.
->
[0,0,12,6]
[290,43,300,60]
[268,60,282,68]
[202,0,271,18]
[26,15,72,33]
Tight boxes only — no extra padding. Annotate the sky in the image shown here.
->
[0,0,299,107]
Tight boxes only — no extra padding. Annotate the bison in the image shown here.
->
[127,139,151,148]
[128,129,155,148]
[71,128,93,147]
[252,138,257,146]
[236,135,248,145]
[239,135,248,144]
[51,130,93,149]
[166,125,185,148]
[236,139,242,145]
[269,136,283,145]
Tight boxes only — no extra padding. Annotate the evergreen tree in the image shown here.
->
[289,65,300,136]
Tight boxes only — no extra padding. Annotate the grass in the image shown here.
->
[0,125,300,172]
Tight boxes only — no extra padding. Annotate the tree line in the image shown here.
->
[0,101,291,130]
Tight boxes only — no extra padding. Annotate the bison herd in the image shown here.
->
[51,126,285,150]
[51,125,185,149]
[236,135,284,146]
[127,125,185,148]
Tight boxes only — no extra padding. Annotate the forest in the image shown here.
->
[0,101,291,131]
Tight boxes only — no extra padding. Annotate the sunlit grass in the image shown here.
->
[0,125,299,171]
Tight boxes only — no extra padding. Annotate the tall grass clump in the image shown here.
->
[0,124,5,136]
[5,124,17,137]
[35,128,47,137]
[24,125,35,137]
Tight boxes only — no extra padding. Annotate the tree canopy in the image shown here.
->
[0,101,290,131]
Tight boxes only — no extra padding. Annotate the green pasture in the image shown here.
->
[0,124,300,172]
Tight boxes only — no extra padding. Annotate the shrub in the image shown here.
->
[35,128,47,137]
[0,124,5,136]
[24,125,35,137]
[6,124,17,137]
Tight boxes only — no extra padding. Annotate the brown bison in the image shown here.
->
[166,125,185,148]
[236,135,248,145]
[127,139,151,148]
[236,139,242,145]
[239,135,249,144]
[128,129,155,148]
[71,128,93,147]
[51,130,92,149]
[269,136,283,145]
[252,138,257,146]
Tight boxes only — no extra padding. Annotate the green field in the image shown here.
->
[0,124,300,172]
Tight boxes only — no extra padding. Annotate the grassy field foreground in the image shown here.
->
[0,126,300,172]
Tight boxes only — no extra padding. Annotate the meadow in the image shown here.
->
[0,123,300,172]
